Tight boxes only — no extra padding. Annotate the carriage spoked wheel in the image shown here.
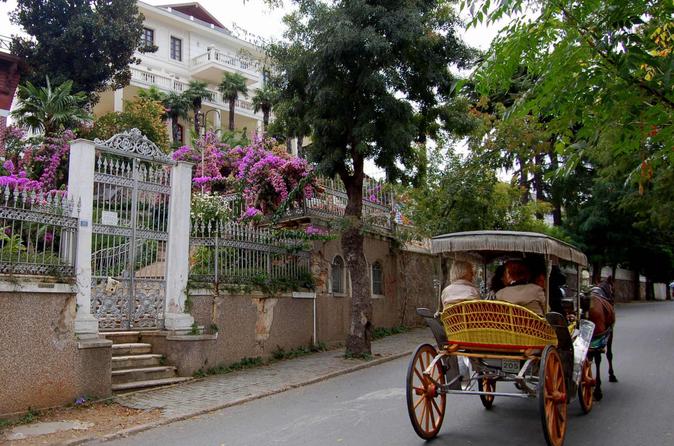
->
[477,377,495,409]
[538,345,567,446]
[406,343,446,439]
[578,358,595,414]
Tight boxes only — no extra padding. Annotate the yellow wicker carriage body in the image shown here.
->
[441,300,558,351]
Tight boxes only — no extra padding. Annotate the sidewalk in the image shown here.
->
[115,327,430,419]
[74,327,431,444]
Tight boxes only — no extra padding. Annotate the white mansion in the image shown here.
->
[94,1,266,142]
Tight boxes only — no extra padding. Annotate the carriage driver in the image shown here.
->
[441,260,480,309]
[495,260,546,316]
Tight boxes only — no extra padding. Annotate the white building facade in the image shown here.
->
[95,1,265,141]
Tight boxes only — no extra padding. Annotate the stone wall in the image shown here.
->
[143,291,314,376]
[145,234,440,376]
[0,282,111,417]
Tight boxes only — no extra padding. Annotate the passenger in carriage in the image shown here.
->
[495,260,546,316]
[441,260,480,309]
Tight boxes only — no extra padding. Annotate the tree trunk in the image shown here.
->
[171,116,179,143]
[228,98,236,131]
[263,111,269,132]
[548,149,562,226]
[591,262,601,284]
[517,154,529,204]
[194,108,200,135]
[533,153,545,219]
[633,269,640,300]
[340,156,372,357]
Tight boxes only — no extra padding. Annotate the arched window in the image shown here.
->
[331,255,345,294]
[372,261,384,296]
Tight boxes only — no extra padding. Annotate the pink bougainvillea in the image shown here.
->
[172,132,231,192]
[0,126,74,193]
[228,134,316,218]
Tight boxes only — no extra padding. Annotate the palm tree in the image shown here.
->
[183,80,213,134]
[218,72,248,131]
[161,91,191,143]
[11,77,90,136]
[252,84,277,132]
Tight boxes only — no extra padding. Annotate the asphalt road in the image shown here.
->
[98,301,674,446]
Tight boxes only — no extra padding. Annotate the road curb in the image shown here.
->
[67,348,415,445]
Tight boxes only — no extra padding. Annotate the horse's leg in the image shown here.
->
[592,349,603,401]
[607,331,618,383]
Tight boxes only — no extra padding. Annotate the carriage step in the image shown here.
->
[111,343,152,356]
[112,377,192,392]
[111,365,177,385]
[111,354,163,370]
[102,331,141,344]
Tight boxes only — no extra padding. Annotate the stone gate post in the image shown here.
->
[67,139,99,338]
[164,160,195,331]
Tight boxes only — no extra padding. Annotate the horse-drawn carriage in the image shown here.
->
[407,231,597,446]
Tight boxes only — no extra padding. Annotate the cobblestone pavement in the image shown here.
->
[115,328,432,420]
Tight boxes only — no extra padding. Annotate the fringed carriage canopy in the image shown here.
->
[431,231,587,267]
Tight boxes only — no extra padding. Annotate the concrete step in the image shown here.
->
[111,354,163,370]
[101,331,141,344]
[112,376,192,392]
[111,343,152,356]
[111,365,177,385]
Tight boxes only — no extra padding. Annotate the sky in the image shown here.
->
[0,0,503,178]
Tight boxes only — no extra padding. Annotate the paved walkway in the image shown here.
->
[115,328,431,421]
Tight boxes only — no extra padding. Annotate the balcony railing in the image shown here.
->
[129,66,258,115]
[0,35,12,54]
[191,48,261,78]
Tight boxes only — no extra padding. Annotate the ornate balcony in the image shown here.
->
[129,66,260,119]
[191,48,261,85]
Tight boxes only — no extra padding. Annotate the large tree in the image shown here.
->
[183,81,213,135]
[465,0,674,225]
[10,0,152,103]
[271,0,475,356]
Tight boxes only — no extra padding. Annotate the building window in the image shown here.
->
[142,28,154,48]
[175,124,184,144]
[170,36,182,61]
[331,256,345,294]
[372,261,384,296]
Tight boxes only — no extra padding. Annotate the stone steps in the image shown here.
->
[111,343,152,355]
[101,331,141,344]
[112,354,164,370]
[104,331,187,393]
[112,365,177,385]
[112,377,192,392]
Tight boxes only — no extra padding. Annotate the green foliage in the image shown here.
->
[271,343,327,361]
[189,322,200,335]
[10,0,150,102]
[184,81,214,134]
[84,97,170,151]
[220,129,250,147]
[190,192,236,223]
[372,325,409,340]
[0,407,40,430]
[11,78,90,136]
[193,356,263,378]
[465,0,674,224]
[252,84,278,130]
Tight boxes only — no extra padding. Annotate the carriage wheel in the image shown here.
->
[538,345,567,446]
[477,377,495,409]
[406,343,446,439]
[578,358,595,414]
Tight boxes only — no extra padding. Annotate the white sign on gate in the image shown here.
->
[101,211,119,226]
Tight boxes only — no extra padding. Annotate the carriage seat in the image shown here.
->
[441,300,558,352]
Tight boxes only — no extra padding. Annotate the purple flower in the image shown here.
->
[3,160,15,173]
[243,207,262,218]
[44,232,54,243]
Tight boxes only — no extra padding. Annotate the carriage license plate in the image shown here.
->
[501,359,520,373]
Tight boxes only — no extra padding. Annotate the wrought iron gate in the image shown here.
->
[90,129,174,330]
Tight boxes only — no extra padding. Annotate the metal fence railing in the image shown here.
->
[189,218,311,287]
[0,188,78,276]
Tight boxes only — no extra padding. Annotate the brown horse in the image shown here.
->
[587,277,618,401]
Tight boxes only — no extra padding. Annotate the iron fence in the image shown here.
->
[189,218,311,287]
[0,187,78,276]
